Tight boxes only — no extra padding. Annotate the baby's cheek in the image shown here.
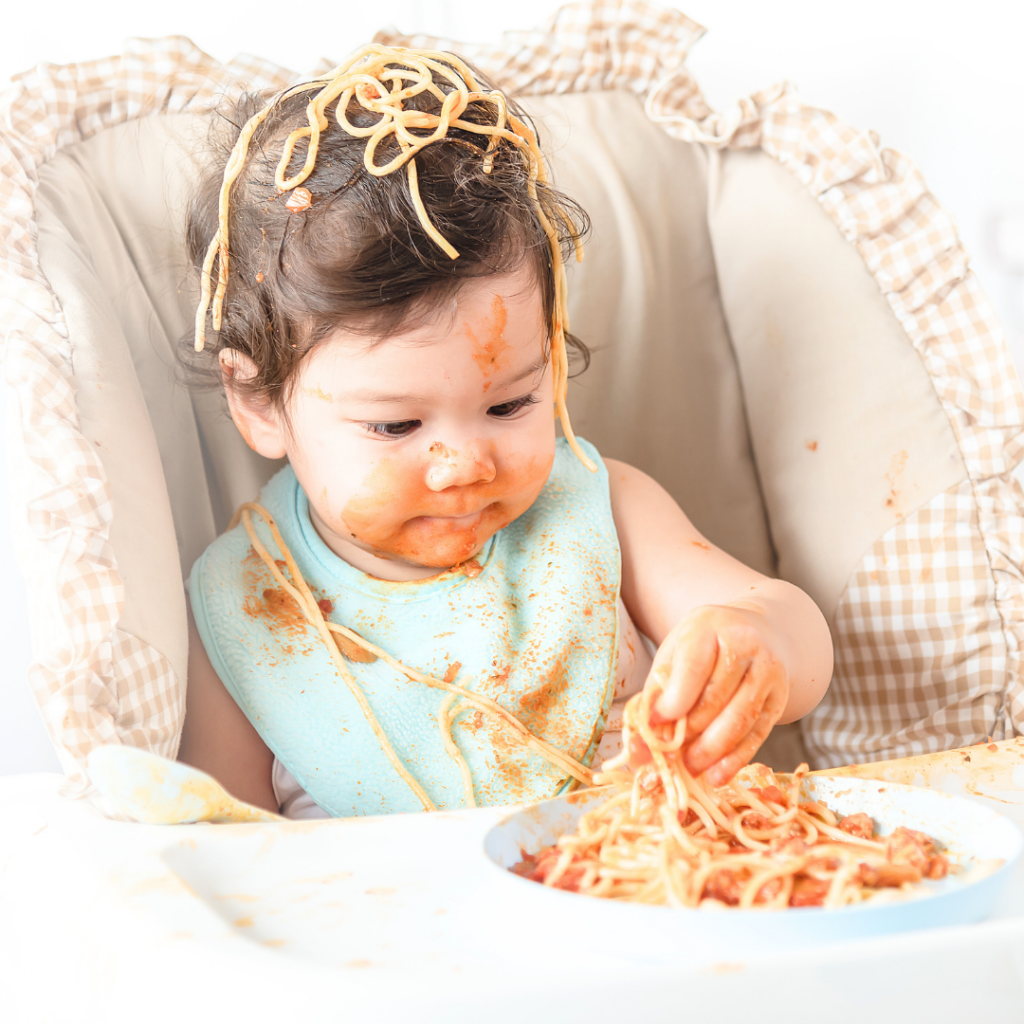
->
[508,449,555,506]
[340,458,417,529]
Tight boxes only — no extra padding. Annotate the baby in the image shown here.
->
[179,46,833,818]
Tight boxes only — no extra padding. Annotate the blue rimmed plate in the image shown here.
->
[483,776,1023,959]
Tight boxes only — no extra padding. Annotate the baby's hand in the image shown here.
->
[629,605,791,786]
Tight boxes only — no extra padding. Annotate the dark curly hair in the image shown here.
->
[184,59,591,406]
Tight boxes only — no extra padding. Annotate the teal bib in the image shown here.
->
[190,438,620,817]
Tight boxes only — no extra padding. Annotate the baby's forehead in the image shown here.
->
[322,270,546,350]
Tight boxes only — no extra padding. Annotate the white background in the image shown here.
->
[3,0,1024,774]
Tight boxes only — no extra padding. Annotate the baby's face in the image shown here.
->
[236,267,556,581]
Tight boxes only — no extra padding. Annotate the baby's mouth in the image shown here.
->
[414,507,490,526]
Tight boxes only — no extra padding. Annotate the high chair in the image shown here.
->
[2,0,1022,812]
[5,5,1024,1020]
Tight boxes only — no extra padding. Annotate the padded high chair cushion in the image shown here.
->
[4,3,1024,804]
[0,43,300,801]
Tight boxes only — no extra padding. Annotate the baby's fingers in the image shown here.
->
[649,624,718,724]
[682,639,752,740]
[703,703,777,787]
[689,682,787,785]
[627,728,652,768]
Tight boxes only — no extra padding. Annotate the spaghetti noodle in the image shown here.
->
[514,687,949,908]
[195,43,595,472]
[231,502,595,812]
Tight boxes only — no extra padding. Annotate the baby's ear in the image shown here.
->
[219,349,288,459]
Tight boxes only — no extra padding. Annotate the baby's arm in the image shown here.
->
[607,460,833,785]
[178,605,278,813]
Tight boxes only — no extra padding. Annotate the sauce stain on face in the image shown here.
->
[465,294,510,392]
[305,385,333,402]
[340,448,552,569]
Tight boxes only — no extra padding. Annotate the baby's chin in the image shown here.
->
[371,511,516,569]
[384,529,498,570]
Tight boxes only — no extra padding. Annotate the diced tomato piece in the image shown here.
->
[551,864,586,892]
[510,855,537,878]
[525,847,562,882]
[524,847,587,891]
[838,812,875,840]
[856,861,923,887]
[757,785,788,806]
[755,877,783,904]
[789,876,830,907]
[771,836,809,858]
[886,827,935,870]
[703,869,746,905]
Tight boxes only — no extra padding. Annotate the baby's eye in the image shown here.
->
[365,419,421,437]
[488,395,539,418]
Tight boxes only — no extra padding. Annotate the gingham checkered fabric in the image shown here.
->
[3,1,1023,802]
[0,38,301,802]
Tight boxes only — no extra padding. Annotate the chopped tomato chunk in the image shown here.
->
[886,827,936,871]
[789,876,830,907]
[756,785,788,806]
[856,861,922,887]
[703,869,746,905]
[838,812,875,840]
[771,836,809,858]
[755,877,783,904]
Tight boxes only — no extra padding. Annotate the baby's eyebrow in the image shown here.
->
[490,355,549,391]
[338,356,549,404]
[340,388,426,404]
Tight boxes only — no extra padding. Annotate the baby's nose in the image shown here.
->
[424,441,496,491]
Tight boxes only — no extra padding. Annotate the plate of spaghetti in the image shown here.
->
[484,691,1022,952]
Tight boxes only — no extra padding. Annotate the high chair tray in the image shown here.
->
[4,741,1024,1023]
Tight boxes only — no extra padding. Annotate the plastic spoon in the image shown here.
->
[88,744,283,824]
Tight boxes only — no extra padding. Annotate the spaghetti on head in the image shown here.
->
[513,688,950,908]
[184,44,608,814]
[189,43,595,470]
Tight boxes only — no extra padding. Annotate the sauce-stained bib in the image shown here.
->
[191,438,620,816]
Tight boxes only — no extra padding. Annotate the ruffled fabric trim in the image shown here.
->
[0,37,301,802]
[378,0,708,116]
